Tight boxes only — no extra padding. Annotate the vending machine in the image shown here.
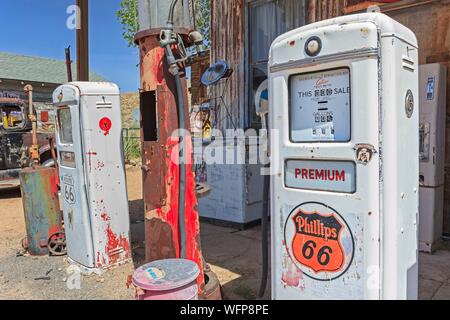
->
[269,13,419,300]
[419,64,447,253]
[53,82,131,274]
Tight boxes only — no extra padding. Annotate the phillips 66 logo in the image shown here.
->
[284,202,354,281]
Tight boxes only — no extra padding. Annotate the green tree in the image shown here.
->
[116,0,211,47]
[192,0,211,47]
[116,0,139,47]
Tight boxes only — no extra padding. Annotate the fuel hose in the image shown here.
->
[165,0,187,259]
[259,135,270,297]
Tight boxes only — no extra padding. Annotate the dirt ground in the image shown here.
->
[0,167,270,300]
[0,167,449,300]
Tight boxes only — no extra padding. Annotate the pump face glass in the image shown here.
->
[57,106,73,144]
[289,68,351,142]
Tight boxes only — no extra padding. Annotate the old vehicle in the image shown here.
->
[0,96,55,189]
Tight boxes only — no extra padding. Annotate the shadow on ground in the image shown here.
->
[0,187,21,199]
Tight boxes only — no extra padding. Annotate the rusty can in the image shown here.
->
[19,167,62,256]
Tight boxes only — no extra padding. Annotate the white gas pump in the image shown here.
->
[53,82,131,274]
[269,13,419,300]
[419,64,447,253]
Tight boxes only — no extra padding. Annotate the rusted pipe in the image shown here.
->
[65,46,73,82]
[24,84,39,166]
[345,0,439,14]
[168,0,180,26]
[380,0,439,13]
[76,0,89,81]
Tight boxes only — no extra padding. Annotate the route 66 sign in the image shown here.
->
[62,175,76,205]
[284,202,354,281]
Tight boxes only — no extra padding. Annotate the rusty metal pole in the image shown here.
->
[24,84,39,166]
[76,0,89,81]
[65,46,73,82]
[135,0,219,298]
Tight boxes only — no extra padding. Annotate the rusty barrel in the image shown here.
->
[19,167,62,255]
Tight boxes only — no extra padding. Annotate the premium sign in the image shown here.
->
[289,68,351,142]
[285,160,356,193]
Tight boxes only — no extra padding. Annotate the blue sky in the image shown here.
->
[0,0,140,92]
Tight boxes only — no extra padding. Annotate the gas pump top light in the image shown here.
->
[305,36,322,57]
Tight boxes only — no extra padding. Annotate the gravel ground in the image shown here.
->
[0,168,143,300]
[0,167,269,300]
[4,167,448,300]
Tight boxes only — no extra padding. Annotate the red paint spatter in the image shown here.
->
[46,169,63,238]
[152,136,205,292]
[49,169,59,195]
[282,260,304,288]
[86,151,97,173]
[95,213,130,268]
[102,212,131,265]
[100,212,110,222]
[281,240,304,289]
[47,225,61,239]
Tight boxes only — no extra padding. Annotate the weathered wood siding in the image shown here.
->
[308,0,347,22]
[210,0,307,130]
[210,0,245,130]
[190,51,211,105]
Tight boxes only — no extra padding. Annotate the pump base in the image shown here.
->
[67,256,132,276]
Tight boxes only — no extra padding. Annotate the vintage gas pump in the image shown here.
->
[419,63,447,253]
[135,0,220,298]
[53,82,131,273]
[269,13,419,299]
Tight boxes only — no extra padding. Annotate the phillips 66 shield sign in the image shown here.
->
[284,202,354,281]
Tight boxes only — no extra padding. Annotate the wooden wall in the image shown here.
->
[209,0,308,130]
[190,51,211,106]
[210,0,246,130]
[308,0,347,22]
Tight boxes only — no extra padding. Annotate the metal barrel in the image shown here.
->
[19,167,62,255]
[132,259,200,300]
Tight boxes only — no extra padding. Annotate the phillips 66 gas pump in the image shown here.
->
[269,13,419,300]
[53,82,131,273]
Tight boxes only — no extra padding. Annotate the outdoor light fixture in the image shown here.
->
[305,36,322,57]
